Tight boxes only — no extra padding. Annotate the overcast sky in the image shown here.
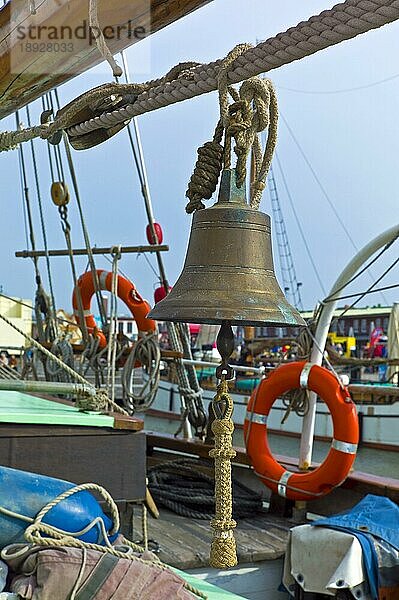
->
[0,0,398,317]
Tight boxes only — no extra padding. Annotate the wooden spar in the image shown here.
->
[15,244,169,258]
[0,0,212,120]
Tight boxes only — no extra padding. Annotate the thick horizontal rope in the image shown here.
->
[67,0,399,138]
[1,0,398,152]
[0,124,49,151]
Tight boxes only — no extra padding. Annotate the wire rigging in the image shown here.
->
[25,104,58,336]
[333,255,399,324]
[118,51,205,434]
[324,282,399,302]
[274,151,327,297]
[281,112,356,249]
[17,145,30,254]
[53,88,108,330]
[16,111,40,283]
[278,72,399,95]
[267,162,303,310]
[280,112,389,305]
[42,91,91,345]
[15,110,53,343]
[323,238,399,303]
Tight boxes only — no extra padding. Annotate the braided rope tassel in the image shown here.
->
[209,379,237,568]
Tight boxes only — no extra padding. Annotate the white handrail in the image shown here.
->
[299,224,399,469]
[163,357,266,376]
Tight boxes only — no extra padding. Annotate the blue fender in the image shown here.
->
[0,466,119,548]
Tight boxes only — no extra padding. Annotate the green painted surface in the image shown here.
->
[0,391,114,427]
[235,378,260,392]
[174,568,247,599]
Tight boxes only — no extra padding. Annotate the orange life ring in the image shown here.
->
[244,361,359,501]
[72,270,156,348]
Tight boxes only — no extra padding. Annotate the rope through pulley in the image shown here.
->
[2,0,399,151]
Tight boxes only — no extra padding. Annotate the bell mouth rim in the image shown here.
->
[147,313,306,328]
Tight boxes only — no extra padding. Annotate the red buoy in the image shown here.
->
[154,285,172,304]
[146,223,163,245]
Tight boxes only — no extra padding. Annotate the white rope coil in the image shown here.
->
[122,332,161,413]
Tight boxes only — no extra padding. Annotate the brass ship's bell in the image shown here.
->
[148,169,305,327]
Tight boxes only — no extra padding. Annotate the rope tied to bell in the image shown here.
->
[185,45,280,570]
[185,120,224,214]
[185,43,278,213]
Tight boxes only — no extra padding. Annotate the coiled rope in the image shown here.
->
[185,121,224,214]
[148,459,263,521]
[46,338,74,383]
[122,332,161,413]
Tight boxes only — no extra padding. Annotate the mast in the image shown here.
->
[268,165,303,311]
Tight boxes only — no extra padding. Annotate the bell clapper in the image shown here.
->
[215,321,235,382]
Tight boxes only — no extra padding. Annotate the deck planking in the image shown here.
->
[133,508,290,570]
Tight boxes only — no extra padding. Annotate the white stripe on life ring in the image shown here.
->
[331,439,357,454]
[278,470,293,498]
[99,271,108,290]
[74,309,92,318]
[300,362,314,389]
[245,411,268,425]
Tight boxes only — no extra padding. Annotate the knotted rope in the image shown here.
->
[185,44,278,213]
[208,378,237,569]
[185,46,279,569]
[0,482,206,599]
[185,121,224,214]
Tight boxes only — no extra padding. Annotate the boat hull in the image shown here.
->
[154,380,399,450]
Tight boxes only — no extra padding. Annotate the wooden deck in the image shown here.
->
[133,508,290,570]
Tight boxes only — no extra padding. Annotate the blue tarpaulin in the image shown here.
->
[314,494,399,599]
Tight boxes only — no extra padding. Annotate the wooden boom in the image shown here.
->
[0,0,212,120]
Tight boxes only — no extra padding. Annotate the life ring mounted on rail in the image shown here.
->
[244,361,359,501]
[72,270,156,348]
